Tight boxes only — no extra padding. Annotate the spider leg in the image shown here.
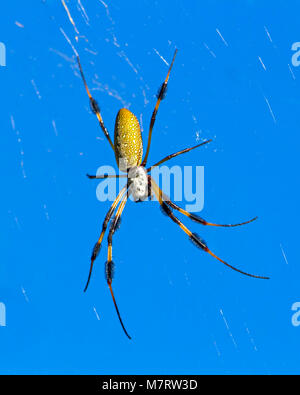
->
[83,185,128,292]
[147,140,212,172]
[152,179,257,227]
[151,178,269,280]
[106,191,132,339]
[76,55,115,152]
[86,174,128,179]
[142,49,178,166]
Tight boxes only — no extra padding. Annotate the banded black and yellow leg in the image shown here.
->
[83,185,128,292]
[142,49,178,166]
[105,192,131,339]
[147,139,212,172]
[86,174,128,180]
[76,55,115,151]
[151,179,257,227]
[151,178,269,280]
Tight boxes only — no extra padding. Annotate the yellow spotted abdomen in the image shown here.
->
[114,108,143,171]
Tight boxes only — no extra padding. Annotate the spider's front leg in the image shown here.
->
[150,178,269,280]
[105,191,132,339]
[83,186,128,292]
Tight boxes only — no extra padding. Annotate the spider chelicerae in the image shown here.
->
[76,50,269,339]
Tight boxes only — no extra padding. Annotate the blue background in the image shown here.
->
[0,0,299,374]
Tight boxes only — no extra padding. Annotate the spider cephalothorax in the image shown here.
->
[127,166,149,202]
[77,50,269,340]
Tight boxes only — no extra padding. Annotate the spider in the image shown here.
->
[76,50,269,340]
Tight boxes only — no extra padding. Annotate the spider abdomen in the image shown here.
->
[114,108,143,171]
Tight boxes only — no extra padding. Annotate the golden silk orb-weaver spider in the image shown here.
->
[76,50,269,340]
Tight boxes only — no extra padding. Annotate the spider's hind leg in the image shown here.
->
[76,55,115,151]
[142,49,178,166]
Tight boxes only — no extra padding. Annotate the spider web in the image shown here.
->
[2,0,296,375]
